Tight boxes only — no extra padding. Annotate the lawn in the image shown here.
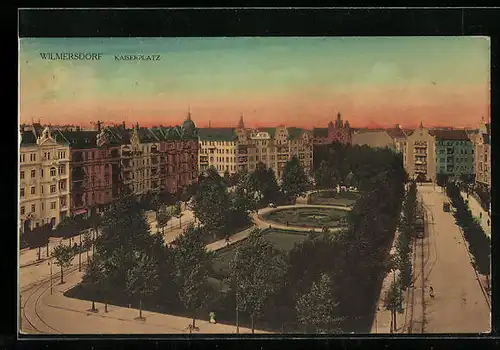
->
[309,190,360,207]
[211,229,309,279]
[262,207,348,229]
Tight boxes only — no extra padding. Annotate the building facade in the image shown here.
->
[63,122,122,217]
[404,122,437,182]
[198,128,238,176]
[432,129,475,183]
[122,115,199,197]
[313,112,352,145]
[235,118,314,178]
[386,125,408,165]
[19,125,71,233]
[470,119,491,190]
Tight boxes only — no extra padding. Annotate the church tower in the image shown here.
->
[237,114,245,129]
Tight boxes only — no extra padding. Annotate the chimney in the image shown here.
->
[122,121,126,129]
[97,120,101,132]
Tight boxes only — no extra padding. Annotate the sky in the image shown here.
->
[19,37,490,129]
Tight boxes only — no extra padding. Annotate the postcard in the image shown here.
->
[18,35,491,335]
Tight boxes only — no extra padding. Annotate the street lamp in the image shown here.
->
[48,258,53,295]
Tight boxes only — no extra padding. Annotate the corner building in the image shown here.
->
[19,125,71,233]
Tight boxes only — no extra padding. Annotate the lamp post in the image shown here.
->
[49,258,53,295]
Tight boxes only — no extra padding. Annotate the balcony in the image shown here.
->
[122,151,132,158]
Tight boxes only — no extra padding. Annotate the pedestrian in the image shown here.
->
[429,286,434,298]
[480,212,483,219]
[209,311,216,324]
[487,219,490,227]
[225,235,230,247]
[286,221,289,227]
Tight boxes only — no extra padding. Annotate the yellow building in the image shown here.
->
[235,116,314,178]
[198,128,238,176]
[404,122,437,182]
[19,125,71,233]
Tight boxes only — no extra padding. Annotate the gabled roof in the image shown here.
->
[352,130,394,149]
[430,129,470,141]
[198,128,237,141]
[20,130,37,145]
[313,128,328,138]
[60,131,98,149]
[386,127,407,139]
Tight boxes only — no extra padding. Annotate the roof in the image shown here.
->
[485,123,490,136]
[198,128,237,141]
[430,129,470,141]
[386,127,407,139]
[352,130,394,149]
[313,128,328,138]
[262,128,276,138]
[60,131,98,149]
[287,127,306,140]
[137,127,159,143]
[20,127,71,146]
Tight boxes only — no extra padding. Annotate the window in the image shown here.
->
[58,166,65,175]
[20,171,24,179]
[50,184,56,193]
[41,203,44,211]
[40,169,43,178]
[31,169,36,178]
[41,185,43,194]
[50,167,56,177]
[20,154,25,163]
[51,201,56,210]
[20,206,25,215]
[31,204,35,213]
[31,186,35,195]
[20,188,25,197]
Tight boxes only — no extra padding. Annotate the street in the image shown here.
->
[407,185,490,333]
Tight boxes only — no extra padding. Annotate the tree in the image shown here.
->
[83,256,105,312]
[82,230,93,262]
[249,162,280,204]
[223,169,231,186]
[125,251,160,320]
[87,210,102,255]
[281,156,310,202]
[94,194,153,295]
[314,160,336,189]
[193,168,230,232]
[172,202,183,229]
[296,273,342,334]
[150,194,162,219]
[156,204,172,234]
[173,224,214,328]
[384,278,404,333]
[52,242,75,284]
[228,229,287,333]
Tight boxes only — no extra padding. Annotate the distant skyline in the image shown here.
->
[19,37,490,129]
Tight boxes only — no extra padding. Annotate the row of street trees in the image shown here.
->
[446,182,490,275]
[384,181,418,333]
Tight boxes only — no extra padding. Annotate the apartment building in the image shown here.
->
[235,117,314,178]
[469,119,491,191]
[198,128,238,176]
[405,122,437,182]
[19,125,71,233]
[61,121,122,217]
[432,129,474,183]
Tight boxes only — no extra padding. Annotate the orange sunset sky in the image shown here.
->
[19,37,491,130]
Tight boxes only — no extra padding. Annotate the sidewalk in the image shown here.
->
[461,192,491,238]
[33,270,269,334]
[20,236,77,268]
[206,226,257,252]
